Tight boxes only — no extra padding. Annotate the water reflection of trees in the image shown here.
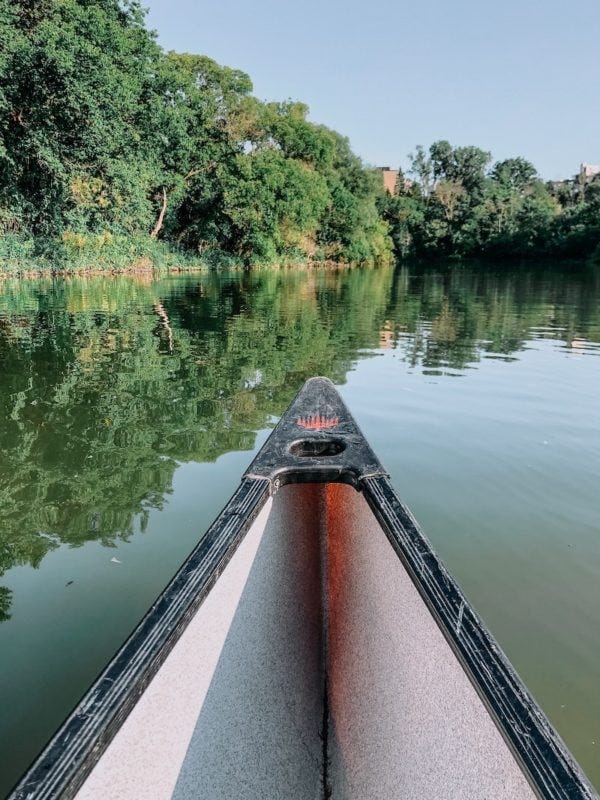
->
[0,264,598,618]
[0,268,394,617]
[384,266,600,373]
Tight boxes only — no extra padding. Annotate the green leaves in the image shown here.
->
[387,140,599,262]
[0,2,390,266]
[217,150,330,262]
[1,0,163,235]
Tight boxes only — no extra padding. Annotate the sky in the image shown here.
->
[145,0,600,180]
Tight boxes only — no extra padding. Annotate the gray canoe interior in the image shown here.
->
[76,483,536,800]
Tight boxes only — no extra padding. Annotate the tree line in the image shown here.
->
[0,0,391,269]
[0,1,597,270]
[380,142,600,263]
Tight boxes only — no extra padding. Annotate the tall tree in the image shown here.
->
[490,158,537,190]
[1,1,170,235]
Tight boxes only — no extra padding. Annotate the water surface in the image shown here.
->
[0,264,599,795]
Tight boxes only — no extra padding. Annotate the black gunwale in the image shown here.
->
[361,475,596,800]
[9,478,270,800]
[8,377,597,800]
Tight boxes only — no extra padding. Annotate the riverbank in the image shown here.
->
[0,233,226,278]
[0,233,386,279]
[2,232,596,281]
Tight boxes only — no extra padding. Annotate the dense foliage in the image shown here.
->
[379,141,600,263]
[0,0,391,269]
[0,2,597,270]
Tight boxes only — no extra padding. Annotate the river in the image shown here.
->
[0,263,599,795]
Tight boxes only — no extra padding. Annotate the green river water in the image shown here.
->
[0,263,599,796]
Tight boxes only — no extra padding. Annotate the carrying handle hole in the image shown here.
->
[289,438,346,458]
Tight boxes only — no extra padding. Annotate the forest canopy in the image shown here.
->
[380,142,600,264]
[0,0,391,268]
[0,1,597,270]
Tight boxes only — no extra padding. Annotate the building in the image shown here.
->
[379,167,399,195]
[580,163,600,179]
[378,167,413,195]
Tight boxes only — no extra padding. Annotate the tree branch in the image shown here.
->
[150,187,167,239]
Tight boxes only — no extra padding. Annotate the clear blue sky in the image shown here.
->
[145,0,599,180]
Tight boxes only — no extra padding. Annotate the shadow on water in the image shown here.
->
[0,262,599,795]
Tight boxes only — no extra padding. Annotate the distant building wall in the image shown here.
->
[379,167,399,195]
[581,163,600,179]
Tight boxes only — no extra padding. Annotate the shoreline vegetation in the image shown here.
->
[0,2,598,278]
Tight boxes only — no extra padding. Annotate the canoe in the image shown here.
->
[9,378,595,800]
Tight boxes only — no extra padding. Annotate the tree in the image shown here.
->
[409,145,433,197]
[0,0,166,235]
[490,158,537,191]
[434,180,466,222]
[219,149,330,262]
[430,140,454,183]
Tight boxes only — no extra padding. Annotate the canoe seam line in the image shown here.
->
[319,485,332,800]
